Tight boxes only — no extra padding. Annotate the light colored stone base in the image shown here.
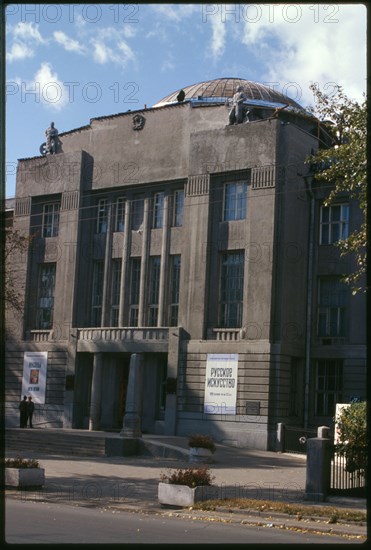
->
[189,447,213,463]
[5,468,45,488]
[158,482,218,506]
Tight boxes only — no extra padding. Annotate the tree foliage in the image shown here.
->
[3,227,32,314]
[307,84,367,293]
[335,401,367,477]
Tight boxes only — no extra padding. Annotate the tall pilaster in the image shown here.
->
[120,353,144,437]
[101,201,113,326]
[89,352,103,431]
[158,193,170,326]
[119,199,131,326]
[138,196,150,327]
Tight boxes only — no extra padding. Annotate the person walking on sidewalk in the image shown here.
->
[27,396,35,428]
[19,396,28,428]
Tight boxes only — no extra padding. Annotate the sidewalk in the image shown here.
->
[5,434,367,539]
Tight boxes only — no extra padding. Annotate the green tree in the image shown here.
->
[335,401,367,478]
[307,84,367,293]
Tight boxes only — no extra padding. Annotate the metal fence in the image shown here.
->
[330,449,366,494]
[283,426,317,454]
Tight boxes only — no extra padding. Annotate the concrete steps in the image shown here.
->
[5,429,107,457]
[5,429,190,460]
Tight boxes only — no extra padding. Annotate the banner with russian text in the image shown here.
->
[21,351,48,404]
[204,354,238,415]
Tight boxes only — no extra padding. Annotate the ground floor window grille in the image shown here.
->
[110,259,122,326]
[315,359,343,417]
[129,258,141,326]
[219,251,244,328]
[91,261,104,326]
[169,255,181,326]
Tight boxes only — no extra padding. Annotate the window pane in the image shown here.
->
[173,190,184,227]
[115,198,125,232]
[97,199,108,234]
[220,251,244,327]
[153,193,164,229]
[132,197,144,230]
[36,264,56,329]
[224,182,247,221]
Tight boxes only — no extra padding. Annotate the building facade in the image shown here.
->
[5,78,366,450]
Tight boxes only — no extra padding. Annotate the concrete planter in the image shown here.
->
[189,447,213,463]
[5,468,45,488]
[158,482,218,507]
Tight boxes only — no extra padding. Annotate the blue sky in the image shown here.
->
[5,3,367,198]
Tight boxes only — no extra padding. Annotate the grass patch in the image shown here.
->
[192,498,366,523]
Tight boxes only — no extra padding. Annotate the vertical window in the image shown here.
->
[172,190,184,227]
[320,204,349,244]
[224,182,247,221]
[169,255,181,326]
[148,256,161,326]
[97,198,108,234]
[153,192,165,229]
[289,359,299,416]
[115,198,125,232]
[91,261,104,326]
[43,203,60,237]
[315,359,343,416]
[129,258,141,326]
[110,259,122,326]
[132,196,144,230]
[220,251,244,328]
[36,264,56,329]
[317,277,347,337]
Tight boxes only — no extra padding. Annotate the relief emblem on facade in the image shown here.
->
[132,114,146,131]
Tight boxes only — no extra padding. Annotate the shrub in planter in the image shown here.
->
[188,434,216,453]
[5,456,40,469]
[5,456,45,488]
[158,467,218,507]
[188,434,216,463]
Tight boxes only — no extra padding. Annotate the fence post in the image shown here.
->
[304,432,332,502]
[276,422,285,452]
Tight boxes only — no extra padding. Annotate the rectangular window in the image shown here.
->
[91,261,104,326]
[36,263,56,329]
[317,277,347,338]
[42,203,60,238]
[129,258,141,326]
[315,359,343,417]
[320,204,349,244]
[169,255,181,326]
[289,359,299,416]
[110,259,122,326]
[172,190,184,227]
[148,256,161,326]
[115,197,125,232]
[224,182,247,221]
[220,251,244,328]
[97,198,108,234]
[153,192,165,229]
[132,196,144,230]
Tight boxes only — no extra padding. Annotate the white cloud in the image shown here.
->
[240,4,366,105]
[90,29,135,66]
[32,62,69,111]
[11,21,45,43]
[53,31,85,54]
[150,4,198,22]
[7,21,46,63]
[208,17,226,60]
[6,42,33,63]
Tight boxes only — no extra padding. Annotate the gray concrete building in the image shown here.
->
[4,78,366,450]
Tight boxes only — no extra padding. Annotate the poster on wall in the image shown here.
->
[204,354,238,415]
[21,352,48,404]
